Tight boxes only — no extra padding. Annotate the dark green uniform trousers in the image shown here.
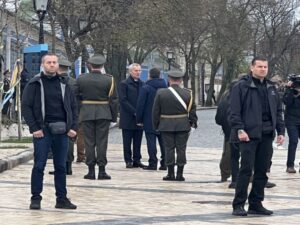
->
[82,119,110,167]
[161,131,189,166]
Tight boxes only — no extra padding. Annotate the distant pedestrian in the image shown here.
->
[152,70,198,181]
[76,55,118,180]
[136,68,167,170]
[119,63,146,169]
[229,56,285,216]
[22,53,77,210]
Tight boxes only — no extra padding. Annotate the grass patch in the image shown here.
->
[1,137,33,143]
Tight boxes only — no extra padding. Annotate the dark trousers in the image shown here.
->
[220,139,231,179]
[232,133,273,208]
[76,124,85,161]
[145,132,165,167]
[286,124,300,167]
[122,129,143,163]
[67,138,75,163]
[31,128,68,200]
[230,143,240,182]
[161,131,189,166]
[82,119,110,167]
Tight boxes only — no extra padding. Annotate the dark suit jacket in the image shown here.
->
[118,75,144,130]
[152,84,198,132]
[76,72,118,122]
[136,78,167,133]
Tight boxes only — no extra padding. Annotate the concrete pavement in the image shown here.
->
[0,143,300,225]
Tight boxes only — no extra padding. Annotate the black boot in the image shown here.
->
[84,166,95,180]
[55,197,77,209]
[98,166,111,180]
[66,162,72,175]
[176,166,185,181]
[163,166,176,181]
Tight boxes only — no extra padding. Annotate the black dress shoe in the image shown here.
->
[143,165,157,170]
[248,205,273,215]
[126,162,133,168]
[265,182,276,188]
[232,206,247,216]
[133,162,146,168]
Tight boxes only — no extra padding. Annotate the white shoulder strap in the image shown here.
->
[168,87,187,110]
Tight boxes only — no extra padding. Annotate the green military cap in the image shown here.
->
[58,58,72,67]
[167,70,184,78]
[87,55,106,65]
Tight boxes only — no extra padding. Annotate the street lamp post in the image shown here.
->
[33,0,49,44]
[167,51,174,71]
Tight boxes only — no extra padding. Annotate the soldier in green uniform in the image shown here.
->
[76,55,118,180]
[152,70,198,181]
[49,58,77,175]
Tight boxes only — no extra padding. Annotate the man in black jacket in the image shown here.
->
[229,56,285,216]
[22,53,77,210]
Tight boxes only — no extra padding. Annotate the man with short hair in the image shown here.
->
[76,55,118,180]
[229,56,285,216]
[152,70,198,181]
[136,68,167,170]
[119,63,146,168]
[22,53,77,210]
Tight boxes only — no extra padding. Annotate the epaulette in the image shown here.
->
[183,87,192,92]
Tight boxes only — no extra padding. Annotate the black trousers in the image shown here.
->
[161,131,189,166]
[232,133,273,208]
[230,143,240,182]
[122,129,143,163]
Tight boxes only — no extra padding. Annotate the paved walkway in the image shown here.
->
[0,143,300,225]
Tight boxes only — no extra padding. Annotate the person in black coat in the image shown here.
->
[136,68,167,170]
[283,79,300,173]
[215,80,239,188]
[119,63,145,168]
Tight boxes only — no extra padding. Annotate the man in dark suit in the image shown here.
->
[76,55,118,180]
[119,63,145,168]
[152,70,198,181]
[136,68,167,170]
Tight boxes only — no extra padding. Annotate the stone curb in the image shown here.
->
[0,149,33,173]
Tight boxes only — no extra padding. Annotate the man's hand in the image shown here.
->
[33,130,44,138]
[238,130,250,142]
[276,135,285,145]
[67,129,77,138]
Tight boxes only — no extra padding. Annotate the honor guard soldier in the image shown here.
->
[49,58,77,175]
[76,55,118,180]
[152,70,198,181]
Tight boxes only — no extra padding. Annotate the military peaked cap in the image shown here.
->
[167,70,184,78]
[58,59,72,67]
[87,55,106,65]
